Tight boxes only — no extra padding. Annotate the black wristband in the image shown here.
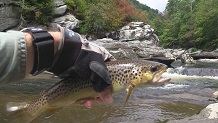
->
[23,28,54,75]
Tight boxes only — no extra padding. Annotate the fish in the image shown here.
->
[7,60,171,123]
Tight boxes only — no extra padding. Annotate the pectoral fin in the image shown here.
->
[44,107,63,118]
[125,84,135,105]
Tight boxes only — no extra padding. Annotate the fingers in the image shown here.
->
[96,97,104,104]
[80,89,113,108]
[79,98,94,108]
[84,100,94,108]
[98,89,113,104]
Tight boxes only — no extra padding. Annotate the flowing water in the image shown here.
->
[0,60,218,123]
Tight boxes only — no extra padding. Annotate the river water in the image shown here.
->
[0,60,218,123]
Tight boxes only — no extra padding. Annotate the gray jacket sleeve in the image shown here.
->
[0,30,26,83]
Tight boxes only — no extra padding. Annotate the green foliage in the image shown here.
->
[68,0,149,36]
[159,0,218,50]
[149,15,164,36]
[129,0,158,19]
[16,0,218,50]
[20,0,55,25]
[64,0,87,20]
[104,0,147,30]
[15,0,157,37]
[64,0,76,10]
[194,0,218,50]
[80,2,108,36]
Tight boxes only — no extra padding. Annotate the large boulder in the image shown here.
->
[212,91,218,100]
[51,0,80,30]
[52,13,80,30]
[91,38,175,66]
[0,1,19,31]
[167,103,218,123]
[53,5,67,16]
[109,22,159,47]
[52,0,67,16]
[0,0,71,31]
[190,51,218,60]
[197,103,218,119]
[53,0,65,7]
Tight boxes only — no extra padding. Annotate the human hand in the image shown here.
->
[48,26,115,107]
[79,89,113,108]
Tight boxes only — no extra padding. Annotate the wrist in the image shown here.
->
[48,31,62,55]
[24,33,34,75]
[24,30,62,75]
[48,27,82,76]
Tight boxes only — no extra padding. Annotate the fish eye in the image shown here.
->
[150,66,158,72]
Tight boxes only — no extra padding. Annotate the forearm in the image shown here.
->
[0,30,61,83]
[0,31,26,83]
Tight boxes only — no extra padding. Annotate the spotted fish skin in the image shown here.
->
[9,60,170,123]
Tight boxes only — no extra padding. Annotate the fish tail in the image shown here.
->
[7,102,34,123]
[7,102,28,112]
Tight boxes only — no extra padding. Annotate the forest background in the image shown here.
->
[16,0,218,51]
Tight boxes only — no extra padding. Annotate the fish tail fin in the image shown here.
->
[6,102,34,123]
[7,102,28,112]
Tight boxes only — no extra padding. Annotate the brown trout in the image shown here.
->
[7,60,171,123]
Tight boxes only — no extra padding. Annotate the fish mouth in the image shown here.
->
[156,77,171,84]
[150,68,171,85]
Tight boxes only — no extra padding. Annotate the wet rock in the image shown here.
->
[90,26,218,66]
[117,48,138,60]
[168,103,218,123]
[165,49,196,64]
[197,59,218,63]
[190,51,218,60]
[92,39,138,60]
[182,56,194,64]
[168,117,218,123]
[93,38,165,58]
[91,38,175,66]
[180,53,195,64]
[159,93,210,104]
[212,91,218,100]
[198,103,218,119]
[135,47,167,60]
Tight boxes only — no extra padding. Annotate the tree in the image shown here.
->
[80,2,108,36]
[194,0,218,50]
[159,0,218,50]
[64,0,87,20]
[104,0,147,30]
[79,0,148,36]
[19,0,55,25]
[160,0,197,49]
